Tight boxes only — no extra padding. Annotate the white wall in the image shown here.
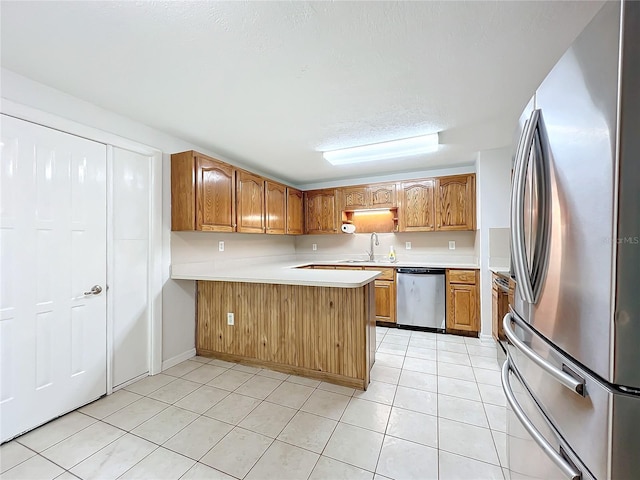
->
[0,68,292,364]
[476,146,512,337]
[172,232,295,265]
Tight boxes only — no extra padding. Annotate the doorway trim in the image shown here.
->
[1,98,164,390]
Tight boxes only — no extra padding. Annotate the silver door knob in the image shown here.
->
[84,285,103,296]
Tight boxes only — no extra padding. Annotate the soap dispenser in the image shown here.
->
[388,245,397,263]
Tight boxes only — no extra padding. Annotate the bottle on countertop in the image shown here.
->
[388,245,397,263]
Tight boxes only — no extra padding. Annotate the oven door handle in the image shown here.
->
[503,312,585,396]
[502,359,582,480]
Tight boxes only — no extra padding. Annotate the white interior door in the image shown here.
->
[111,147,150,387]
[0,114,107,442]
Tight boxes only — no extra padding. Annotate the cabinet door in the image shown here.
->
[435,174,475,231]
[305,189,338,234]
[196,155,236,232]
[492,286,500,341]
[447,283,479,332]
[342,186,369,210]
[374,280,396,323]
[286,188,304,235]
[369,183,396,209]
[399,180,435,231]
[236,171,265,233]
[171,151,196,231]
[265,181,286,234]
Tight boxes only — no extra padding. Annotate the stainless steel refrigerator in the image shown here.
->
[503,2,640,479]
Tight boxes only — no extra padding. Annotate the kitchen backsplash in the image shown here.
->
[171,230,478,266]
[171,231,296,264]
[295,231,478,265]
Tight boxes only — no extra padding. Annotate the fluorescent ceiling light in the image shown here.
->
[323,133,439,166]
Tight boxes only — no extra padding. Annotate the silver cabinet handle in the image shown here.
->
[84,285,103,296]
[503,312,584,395]
[502,359,582,480]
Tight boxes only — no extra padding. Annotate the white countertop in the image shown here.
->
[171,257,480,288]
[489,266,511,275]
[171,260,381,288]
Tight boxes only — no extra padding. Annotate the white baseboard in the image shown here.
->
[479,333,495,344]
[162,348,196,371]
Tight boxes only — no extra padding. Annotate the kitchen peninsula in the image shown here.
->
[172,261,379,390]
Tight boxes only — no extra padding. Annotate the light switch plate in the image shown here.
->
[405,242,412,250]
[449,241,456,250]
[312,244,317,251]
[227,312,234,325]
[218,241,225,252]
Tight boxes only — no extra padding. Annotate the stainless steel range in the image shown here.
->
[503,2,640,479]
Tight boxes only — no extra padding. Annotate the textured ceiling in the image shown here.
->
[1,1,603,185]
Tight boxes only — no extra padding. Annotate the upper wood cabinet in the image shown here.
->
[435,174,476,230]
[342,186,369,210]
[265,181,286,234]
[305,189,338,234]
[369,183,396,209]
[398,174,476,232]
[286,188,304,235]
[171,151,236,232]
[236,170,265,233]
[340,183,396,211]
[398,179,436,231]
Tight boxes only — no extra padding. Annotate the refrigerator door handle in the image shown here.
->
[502,359,582,480]
[503,312,585,396]
[511,111,538,304]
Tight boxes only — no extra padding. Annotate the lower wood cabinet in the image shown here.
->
[364,267,396,324]
[374,279,396,323]
[492,273,510,341]
[446,269,479,334]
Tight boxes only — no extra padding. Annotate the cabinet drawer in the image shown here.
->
[365,267,394,281]
[448,269,477,284]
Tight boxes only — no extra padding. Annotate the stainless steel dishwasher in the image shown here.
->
[396,268,446,331]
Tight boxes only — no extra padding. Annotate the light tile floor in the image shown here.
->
[1,328,508,480]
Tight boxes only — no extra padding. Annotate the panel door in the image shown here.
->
[265,181,285,234]
[236,171,265,233]
[196,156,235,232]
[112,147,150,387]
[286,188,304,235]
[341,186,369,210]
[369,183,396,209]
[374,280,396,323]
[305,190,337,234]
[399,180,435,231]
[447,284,479,332]
[1,115,107,442]
[435,174,475,231]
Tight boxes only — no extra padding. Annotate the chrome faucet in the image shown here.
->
[366,232,380,262]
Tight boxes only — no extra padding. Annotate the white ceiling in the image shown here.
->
[1,1,603,185]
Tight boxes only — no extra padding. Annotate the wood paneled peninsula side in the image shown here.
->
[172,263,379,390]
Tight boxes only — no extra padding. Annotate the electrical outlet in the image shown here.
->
[405,242,412,250]
[218,241,225,252]
[312,243,317,251]
[449,241,456,250]
[227,312,234,325]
